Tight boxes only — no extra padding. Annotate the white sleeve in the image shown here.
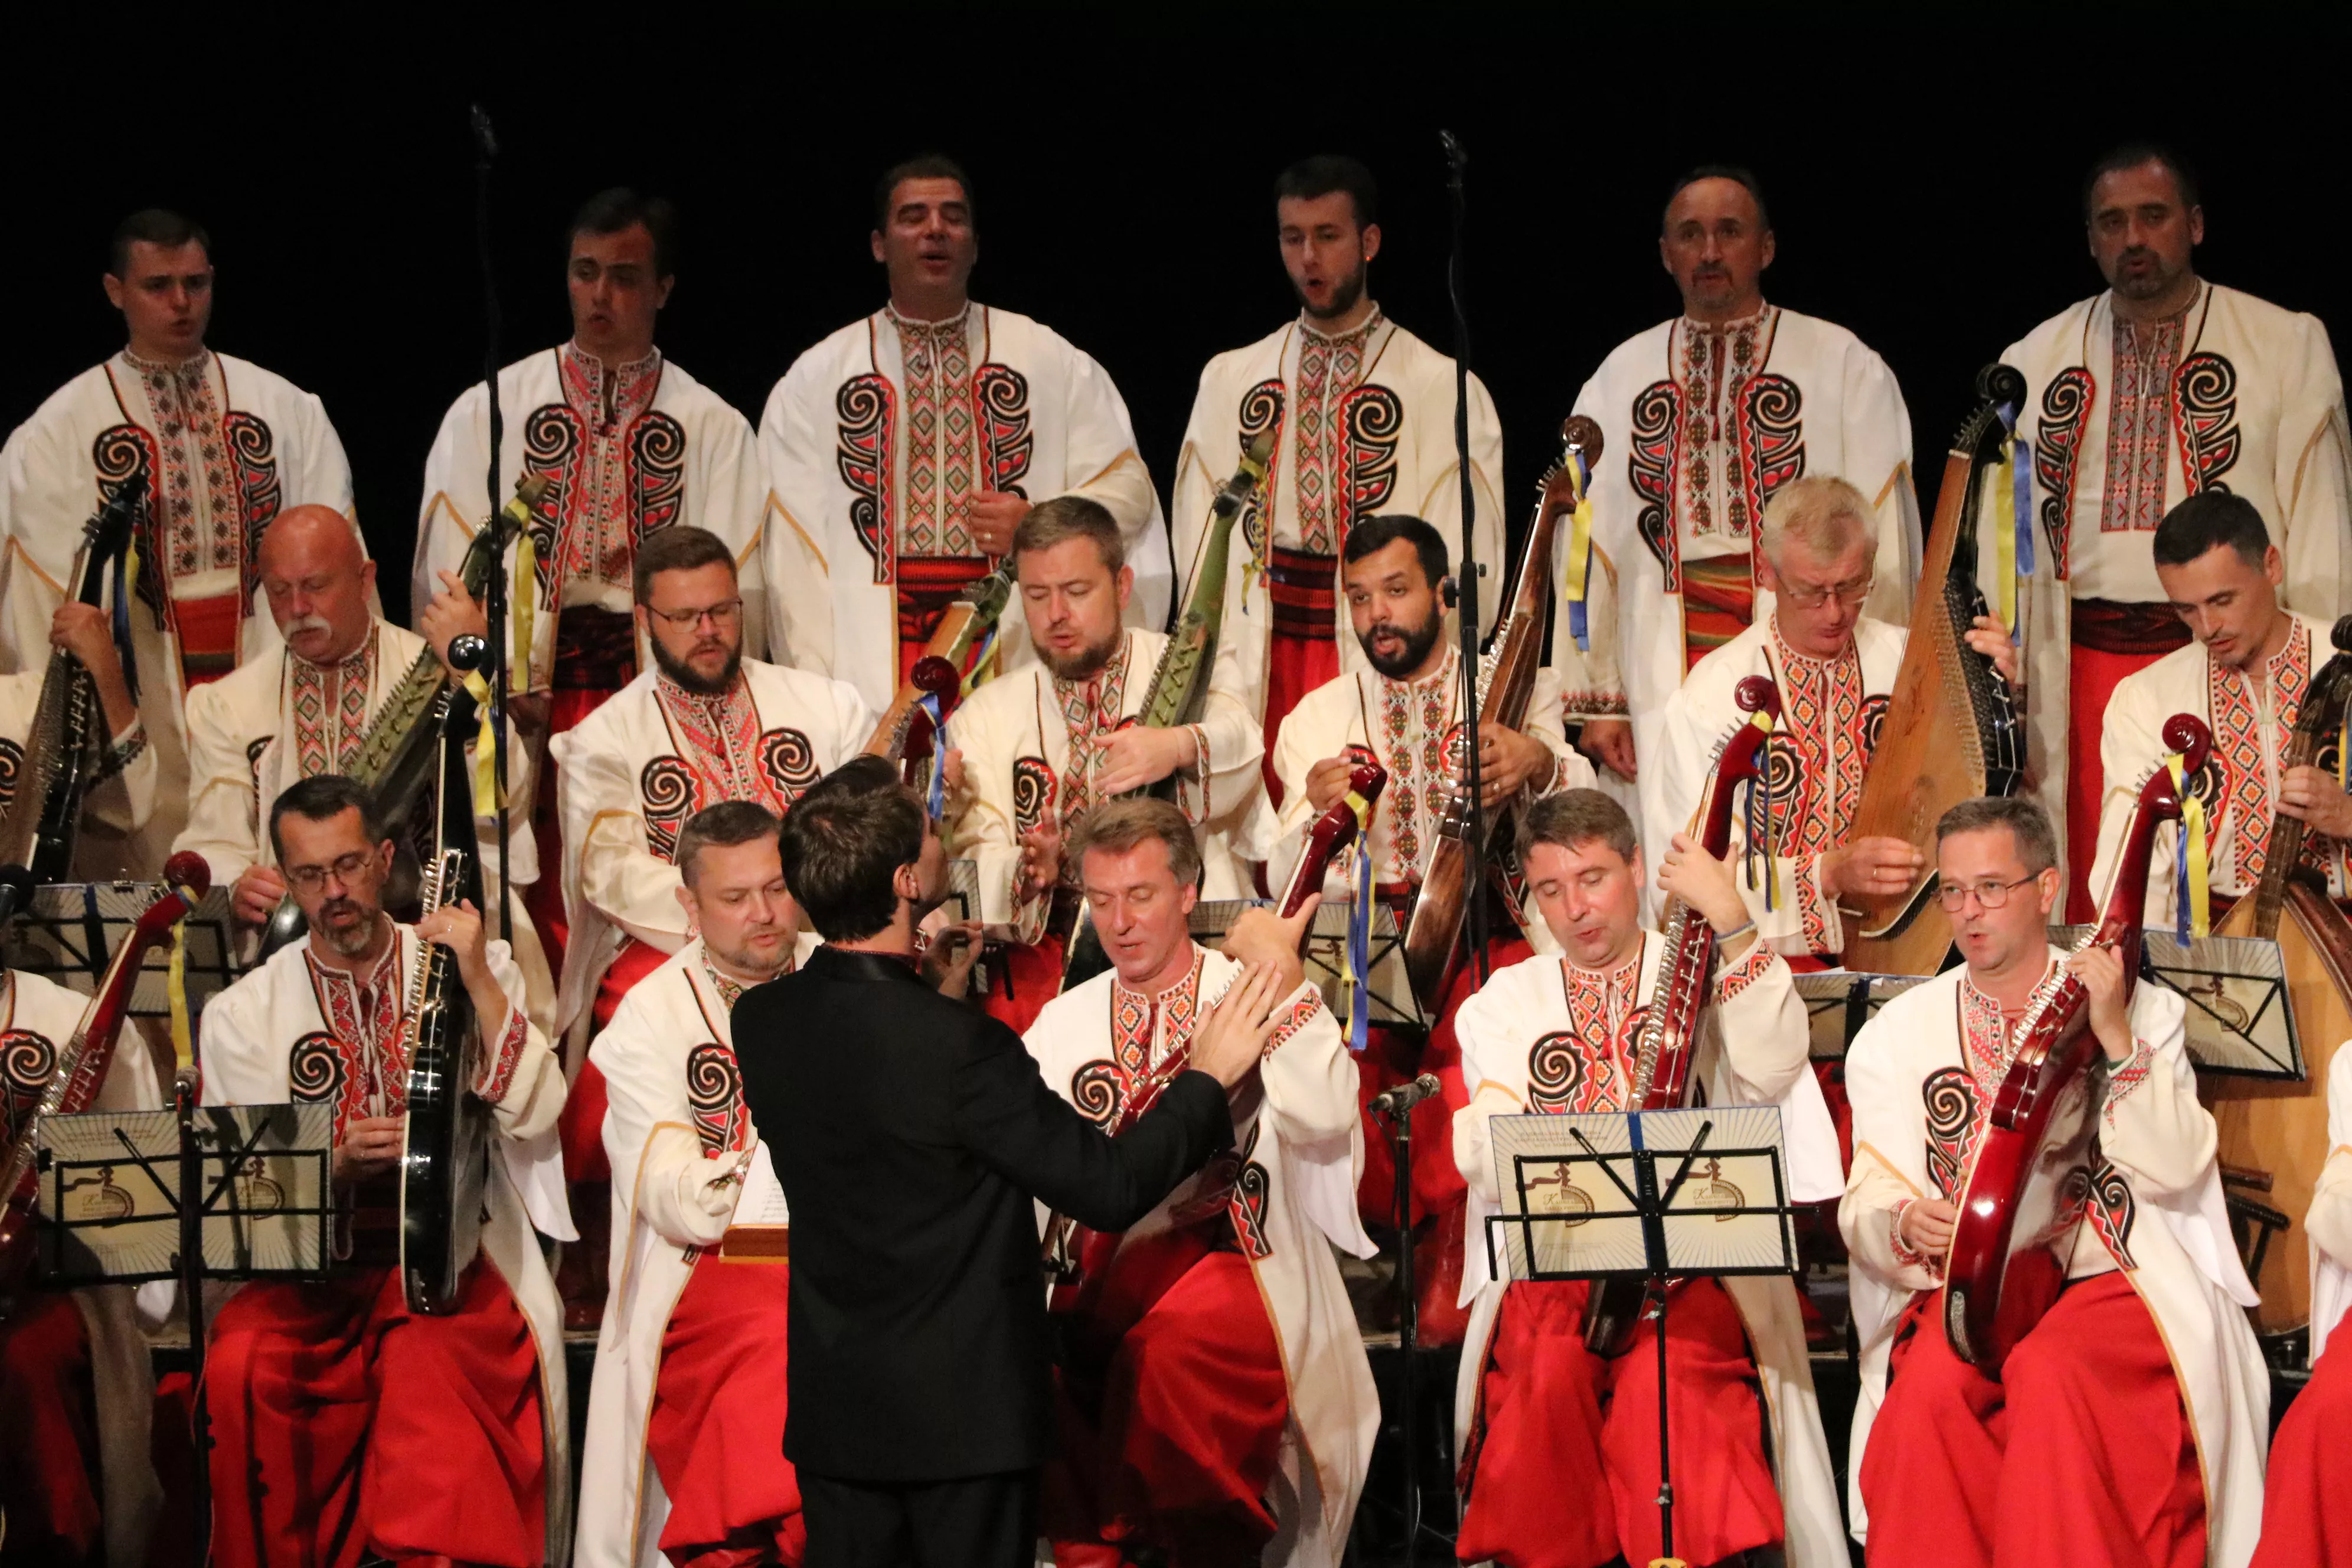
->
[759,363,839,678]
[172,680,264,888]
[1847,345,1920,626]
[591,994,747,1251]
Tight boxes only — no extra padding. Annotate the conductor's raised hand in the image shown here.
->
[1220,894,1317,997]
[1190,961,1286,1089]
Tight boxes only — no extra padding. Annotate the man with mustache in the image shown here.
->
[762,155,1171,716]
[1268,513,1591,1337]
[940,496,1261,1032]
[1557,166,1919,839]
[198,774,573,1568]
[1841,795,2265,1566]
[0,207,355,874]
[1996,143,2352,921]
[2088,491,2352,925]
[1170,156,1505,806]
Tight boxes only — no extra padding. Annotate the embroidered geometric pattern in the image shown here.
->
[2033,368,2096,581]
[1528,952,1644,1113]
[1714,940,1777,1005]
[2085,1149,2140,1269]
[471,1004,531,1108]
[298,937,410,1138]
[1291,312,1382,554]
[684,1040,753,1157]
[1373,646,1460,883]
[125,350,241,580]
[2100,311,2184,535]
[290,631,377,779]
[1672,307,1782,543]
[2171,351,2242,494]
[2103,1039,2156,1128]
[1765,624,1874,952]
[1628,381,1684,587]
[645,677,798,855]
[1921,1064,1982,1203]
[893,308,977,557]
[1051,636,1132,847]
[1108,948,1207,1082]
[554,344,667,589]
[2207,620,2310,884]
[835,373,896,583]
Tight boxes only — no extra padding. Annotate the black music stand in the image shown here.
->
[1484,1106,1797,1568]
[9,883,243,1015]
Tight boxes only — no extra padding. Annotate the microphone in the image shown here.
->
[0,864,34,925]
[1370,1073,1442,1118]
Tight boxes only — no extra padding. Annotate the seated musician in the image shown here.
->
[0,596,156,855]
[2090,491,2351,924]
[1450,788,1845,1568]
[942,496,1261,1032]
[1267,511,1592,1333]
[1655,474,2016,961]
[1024,798,1374,1567]
[197,775,570,1568]
[0,956,165,1565]
[2253,1040,2352,1566]
[1842,795,2266,1565]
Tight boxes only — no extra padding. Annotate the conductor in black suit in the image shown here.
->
[736,759,1296,1568]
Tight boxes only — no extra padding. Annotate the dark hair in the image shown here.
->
[2083,142,2202,221]
[1664,165,1771,234]
[1066,798,1204,891]
[1014,495,1125,576]
[873,155,975,231]
[676,801,780,888]
[1342,514,1449,593]
[2154,491,2271,571]
[1275,155,1378,230]
[632,525,737,606]
[1935,795,2058,876]
[269,774,384,864]
[1518,788,1639,865]
[779,759,926,942]
[109,208,211,277]
[570,187,680,279]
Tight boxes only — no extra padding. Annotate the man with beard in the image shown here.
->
[1268,514,1590,1336]
[1995,144,2352,920]
[1560,165,1919,820]
[2089,492,2352,926]
[940,496,1261,1032]
[198,775,572,1568]
[0,207,355,874]
[761,155,1170,714]
[1168,156,1506,804]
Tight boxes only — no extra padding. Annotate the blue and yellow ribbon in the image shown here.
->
[1560,450,1597,653]
[2165,752,2211,940]
[1988,403,2036,640]
[1344,799,1376,1052]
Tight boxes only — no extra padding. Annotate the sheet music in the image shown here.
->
[733,1139,791,1226]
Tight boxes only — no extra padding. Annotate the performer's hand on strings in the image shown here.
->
[1094,726,1197,795]
[51,601,139,734]
[1899,1195,1958,1260]
[2278,764,2352,838]
[1826,836,1928,900]
[1452,721,1554,808]
[233,864,290,927]
[418,899,492,990]
[1576,716,1639,782]
[1966,615,2023,690]
[1221,894,1318,997]
[2066,943,2135,1061]
[1304,756,1357,815]
[423,568,491,668]
[1657,832,1750,942]
[334,1113,405,1185]
[969,491,1031,556]
[1192,961,1288,1089]
[1015,824,1063,904]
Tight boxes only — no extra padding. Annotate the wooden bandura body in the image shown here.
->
[1843,366,2026,975]
[862,559,1014,773]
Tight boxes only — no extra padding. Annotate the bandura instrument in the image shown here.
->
[1403,417,1603,1011]
[1041,762,1386,1315]
[1945,713,2209,1373]
[260,476,548,956]
[397,634,494,1315]
[0,476,145,884]
[863,558,1016,773]
[1843,365,2027,975]
[2207,613,2352,1346]
[1583,677,1780,1354]
[0,851,211,1301]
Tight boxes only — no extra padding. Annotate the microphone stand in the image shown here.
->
[1440,129,1490,990]
[471,104,513,944]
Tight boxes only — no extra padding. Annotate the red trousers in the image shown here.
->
[1862,1275,2203,1568]
[0,1293,102,1566]
[1455,1277,1782,1568]
[1048,1241,1289,1568]
[204,1260,545,1568]
[2064,640,2170,923]
[648,1255,804,1568]
[2252,1309,2352,1566]
[1262,626,1339,809]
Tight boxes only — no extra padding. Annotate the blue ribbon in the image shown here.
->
[1995,401,2036,638]
[2175,833,2193,945]
[108,538,138,704]
[1347,842,1374,1053]
[1566,449,1592,653]
[918,693,947,821]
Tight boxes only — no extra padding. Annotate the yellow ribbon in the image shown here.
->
[462,670,501,810]
[167,916,192,1071]
[2165,752,2212,939]
[1989,446,2019,633]
[510,535,537,694]
[1560,456,1595,605]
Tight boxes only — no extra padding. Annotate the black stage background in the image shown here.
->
[4,24,2348,625]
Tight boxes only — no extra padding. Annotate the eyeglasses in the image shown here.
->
[285,850,378,893]
[645,599,744,631]
[1778,577,1874,611]
[1934,874,2042,912]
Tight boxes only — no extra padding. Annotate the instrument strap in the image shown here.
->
[167,913,194,1072]
[1991,402,2036,639]
[460,670,501,809]
[961,622,1001,697]
[917,692,948,820]
[1560,449,1596,652]
[2164,751,2212,939]
[511,534,537,693]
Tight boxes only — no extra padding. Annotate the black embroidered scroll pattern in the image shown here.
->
[1628,381,1681,588]
[640,756,695,862]
[973,365,1034,498]
[0,737,22,818]
[1012,756,1054,842]
[94,423,165,622]
[221,411,282,612]
[1922,1065,1980,1201]
[2033,368,2095,582]
[2171,352,2242,495]
[628,410,688,541]
[1230,1136,1275,1261]
[685,1041,748,1155]
[1340,384,1403,538]
[245,738,272,792]
[1858,694,1892,758]
[759,728,821,803]
[835,374,895,584]
[1234,380,1286,563]
[2084,1149,2138,1269]
[1736,374,1807,542]
[1528,1031,1587,1114]
[1070,1059,1120,1130]
[1,1029,55,1147]
[521,403,584,599]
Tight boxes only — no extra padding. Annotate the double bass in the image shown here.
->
[2206,613,2352,1349]
[1945,713,2210,1373]
[1403,417,1603,1010]
[1583,677,1779,1354]
[1842,365,2027,975]
[1041,762,1385,1315]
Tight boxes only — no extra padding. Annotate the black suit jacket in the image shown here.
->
[735,943,1233,1481]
